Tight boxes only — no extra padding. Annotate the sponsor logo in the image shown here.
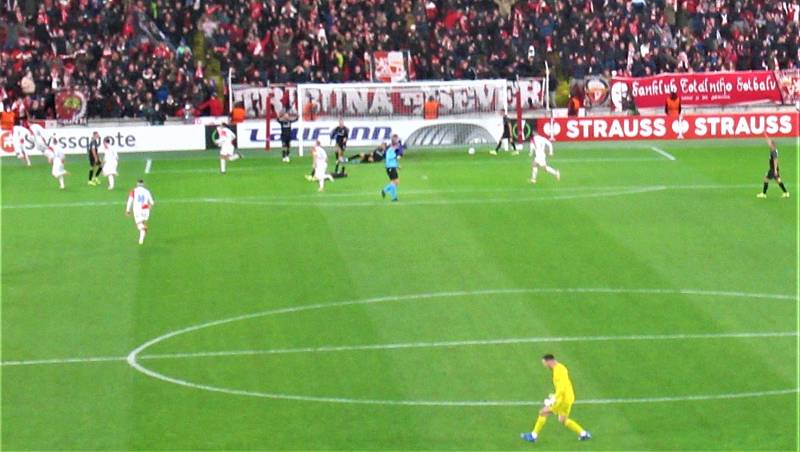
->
[1,131,15,153]
[17,132,136,151]
[539,113,797,141]
[246,126,392,143]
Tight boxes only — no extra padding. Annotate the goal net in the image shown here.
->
[230,79,550,155]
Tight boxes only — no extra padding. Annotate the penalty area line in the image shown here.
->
[650,146,677,161]
[144,158,153,174]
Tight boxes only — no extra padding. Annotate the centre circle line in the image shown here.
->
[125,288,798,406]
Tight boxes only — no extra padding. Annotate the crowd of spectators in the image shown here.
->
[1,0,798,120]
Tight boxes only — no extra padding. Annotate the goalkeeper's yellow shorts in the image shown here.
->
[551,400,573,417]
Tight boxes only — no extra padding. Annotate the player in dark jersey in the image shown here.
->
[348,142,386,164]
[277,112,296,163]
[491,114,516,155]
[331,118,349,174]
[87,131,103,186]
[757,135,789,198]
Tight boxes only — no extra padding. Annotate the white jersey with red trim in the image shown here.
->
[126,186,155,213]
[215,126,236,155]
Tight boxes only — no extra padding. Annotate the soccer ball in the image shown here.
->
[468,147,476,155]
[544,394,555,407]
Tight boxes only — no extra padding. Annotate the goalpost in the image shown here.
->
[295,80,509,156]
[228,79,548,154]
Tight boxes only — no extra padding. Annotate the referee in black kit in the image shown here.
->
[87,131,103,186]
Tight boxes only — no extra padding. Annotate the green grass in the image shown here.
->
[2,139,798,450]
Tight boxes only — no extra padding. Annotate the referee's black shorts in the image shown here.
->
[88,155,100,166]
[766,169,780,180]
[386,167,398,180]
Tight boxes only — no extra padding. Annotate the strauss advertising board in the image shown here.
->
[537,112,798,141]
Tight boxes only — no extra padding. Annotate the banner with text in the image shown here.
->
[775,69,800,105]
[232,80,546,119]
[536,112,798,142]
[1,124,206,157]
[236,117,504,149]
[609,71,783,109]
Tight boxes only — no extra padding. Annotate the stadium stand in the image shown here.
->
[1,0,798,119]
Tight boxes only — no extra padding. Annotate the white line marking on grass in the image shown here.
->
[123,288,797,405]
[650,146,677,161]
[144,158,152,174]
[1,183,759,210]
[138,331,797,361]
[1,356,127,366]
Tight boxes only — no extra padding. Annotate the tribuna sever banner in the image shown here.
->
[537,112,798,142]
[231,80,546,119]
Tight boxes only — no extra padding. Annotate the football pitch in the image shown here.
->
[2,138,798,450]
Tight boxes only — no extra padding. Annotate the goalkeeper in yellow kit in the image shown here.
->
[521,354,592,443]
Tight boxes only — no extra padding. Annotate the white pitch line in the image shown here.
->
[138,331,798,361]
[0,183,759,210]
[650,146,677,161]
[0,355,126,367]
[144,158,152,174]
[7,331,794,368]
[124,288,798,405]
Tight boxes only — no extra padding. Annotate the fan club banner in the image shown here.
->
[775,69,800,104]
[55,89,88,123]
[537,112,798,142]
[606,71,785,109]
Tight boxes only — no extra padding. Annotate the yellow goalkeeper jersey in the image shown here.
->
[552,362,576,404]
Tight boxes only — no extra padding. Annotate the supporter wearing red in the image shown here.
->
[1,0,798,121]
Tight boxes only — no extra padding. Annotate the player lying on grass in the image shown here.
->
[521,354,591,443]
[529,130,560,184]
[757,134,789,198]
[312,140,334,192]
[347,142,386,164]
[126,179,155,245]
[216,123,242,174]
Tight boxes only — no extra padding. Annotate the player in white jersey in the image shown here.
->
[529,131,560,184]
[28,123,55,163]
[126,180,155,245]
[12,125,31,166]
[50,148,67,189]
[215,123,241,174]
[312,140,334,192]
[101,137,119,190]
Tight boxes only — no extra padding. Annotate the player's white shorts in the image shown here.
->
[40,145,54,160]
[133,208,151,224]
[314,163,328,180]
[534,156,548,167]
[51,161,66,178]
[219,144,235,157]
[103,159,118,176]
